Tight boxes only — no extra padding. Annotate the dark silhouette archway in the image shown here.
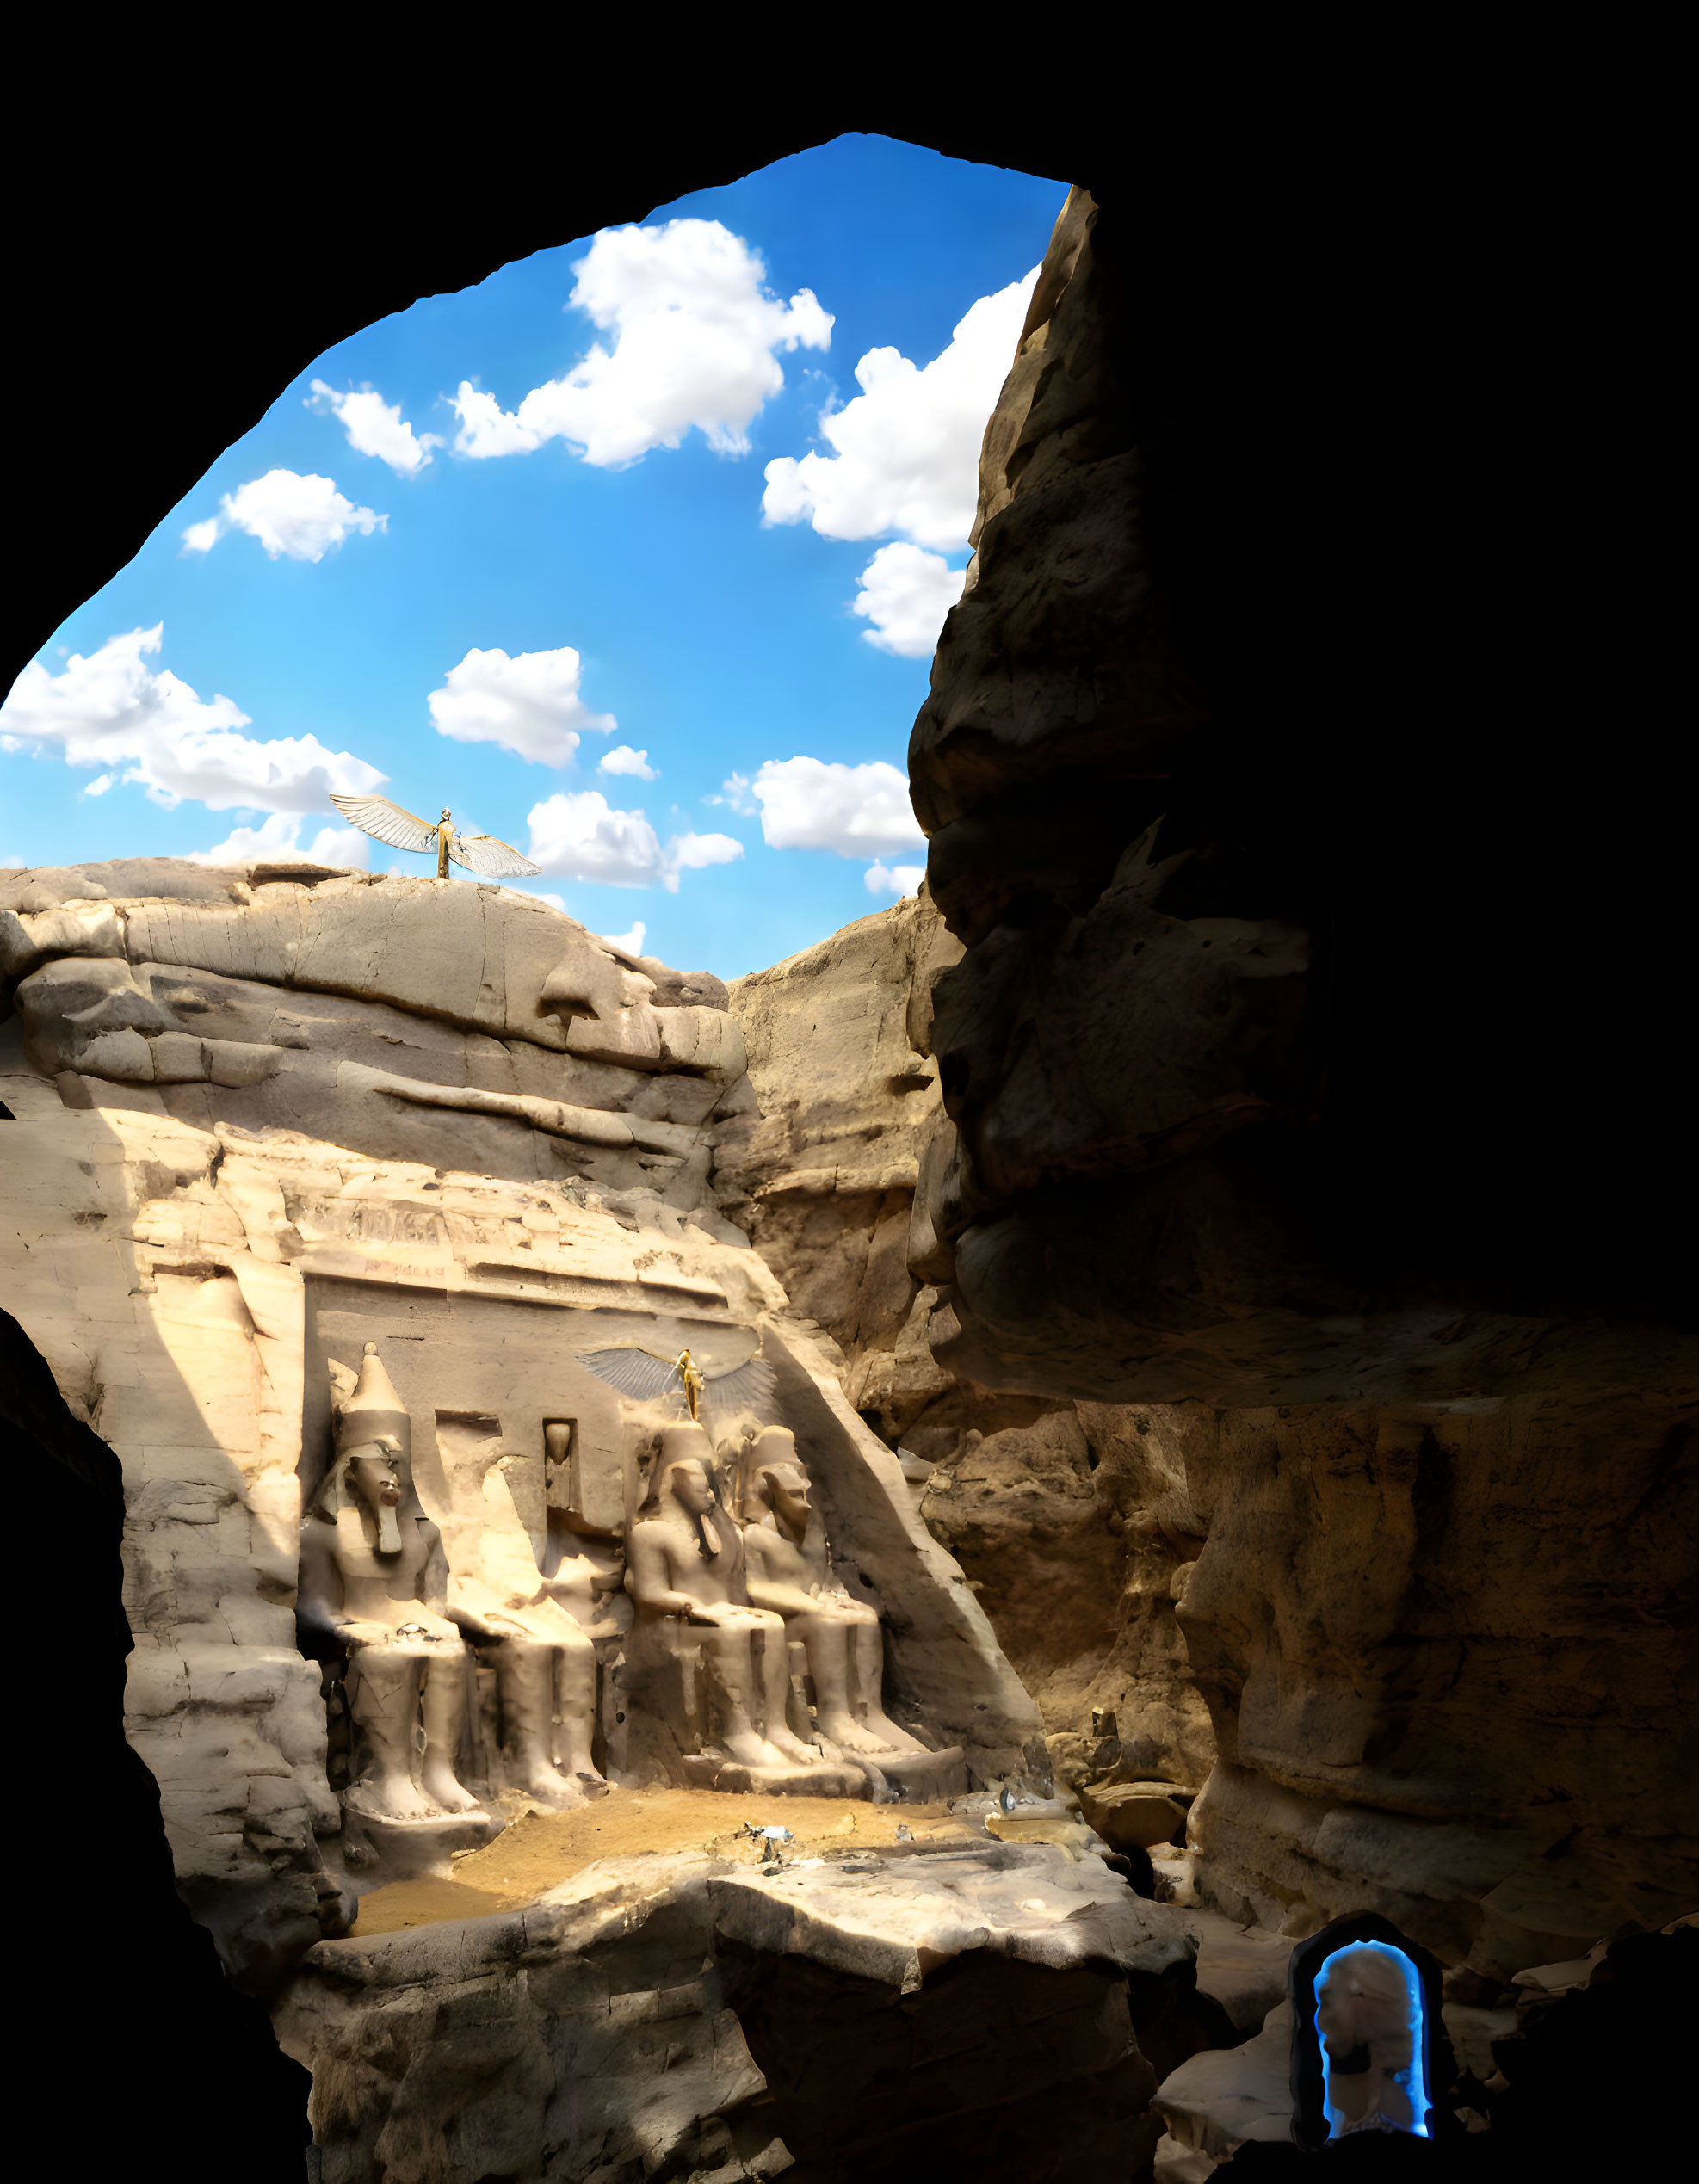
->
[12,71,1684,1308]
[7,48,1684,2180]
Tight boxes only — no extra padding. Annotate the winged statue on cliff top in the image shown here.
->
[328,793,541,879]
[576,1345,778,1428]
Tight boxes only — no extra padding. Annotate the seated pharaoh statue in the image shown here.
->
[297,1342,480,1825]
[436,1416,608,1809]
[625,1422,818,1773]
[737,1426,925,1759]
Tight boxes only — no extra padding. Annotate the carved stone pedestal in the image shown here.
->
[341,1801,499,1881]
[677,1753,863,1798]
[853,1746,968,1802]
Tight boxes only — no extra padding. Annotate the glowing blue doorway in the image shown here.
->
[1313,1938,1430,2141]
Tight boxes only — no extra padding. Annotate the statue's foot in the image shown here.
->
[419,1763,482,1815]
[510,1763,586,1810]
[819,1715,895,1755]
[765,1727,819,1767]
[351,1773,436,1821]
[723,1728,777,1768]
[859,1713,927,1755]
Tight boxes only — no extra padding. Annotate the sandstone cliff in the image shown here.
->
[722,894,1217,1800]
[726,855,1697,1975]
[893,184,1699,1975]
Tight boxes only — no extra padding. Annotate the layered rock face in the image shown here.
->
[897,188,1698,1967]
[3,859,745,1209]
[717,898,954,1379]
[1176,1390,1696,1971]
[722,897,1216,1798]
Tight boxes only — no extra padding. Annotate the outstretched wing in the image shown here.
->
[576,1347,685,1404]
[449,830,542,879]
[701,1355,779,1425]
[329,793,441,855]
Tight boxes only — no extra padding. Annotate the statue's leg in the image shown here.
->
[702,1629,779,1769]
[752,1615,818,1765]
[492,1638,582,1806]
[552,1631,604,1785]
[797,1611,891,1753]
[345,1644,435,1818]
[795,1611,858,1747]
[849,1608,924,1751]
[418,1644,481,1812]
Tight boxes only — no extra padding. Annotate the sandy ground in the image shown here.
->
[347,1787,980,1937]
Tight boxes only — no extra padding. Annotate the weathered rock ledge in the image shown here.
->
[278,1839,1214,2184]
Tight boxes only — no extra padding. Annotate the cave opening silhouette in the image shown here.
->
[9,57,1684,2182]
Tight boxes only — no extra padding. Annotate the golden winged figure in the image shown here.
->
[575,1345,778,1428]
[328,793,541,879]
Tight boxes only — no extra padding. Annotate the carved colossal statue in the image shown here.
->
[440,1417,608,1808]
[540,1416,632,1785]
[625,1422,815,1770]
[298,1342,479,1823]
[738,1426,924,1757]
[541,1416,631,1645]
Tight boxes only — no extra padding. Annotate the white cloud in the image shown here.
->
[448,386,539,458]
[598,744,657,780]
[187,812,370,867]
[704,770,757,815]
[865,860,924,898]
[448,384,545,459]
[308,379,443,475]
[83,773,114,797]
[0,626,386,812]
[852,543,966,658]
[669,831,745,877]
[181,469,388,561]
[599,920,647,954]
[526,789,743,892]
[453,219,832,470]
[751,756,924,858]
[427,645,615,766]
[762,268,1038,551]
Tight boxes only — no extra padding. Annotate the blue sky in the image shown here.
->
[1,137,1064,977]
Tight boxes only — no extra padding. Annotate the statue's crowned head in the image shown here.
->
[651,1422,722,1558]
[740,1425,811,1539]
[653,1421,714,1490]
[335,1339,411,1457]
[313,1341,418,1552]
